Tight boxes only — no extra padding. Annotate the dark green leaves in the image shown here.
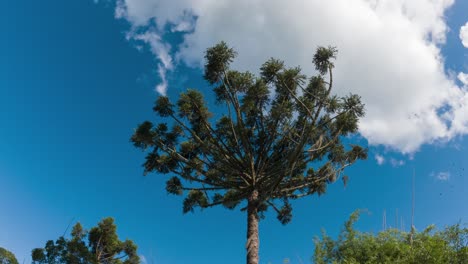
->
[276,200,293,225]
[183,190,209,213]
[260,58,284,83]
[221,189,244,210]
[153,96,174,117]
[348,145,368,161]
[31,248,46,264]
[131,121,154,149]
[225,70,255,93]
[313,46,338,75]
[204,41,237,84]
[166,176,183,195]
[152,154,178,174]
[177,89,210,121]
[71,222,85,240]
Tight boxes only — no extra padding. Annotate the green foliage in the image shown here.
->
[313,211,468,264]
[131,41,367,224]
[0,247,19,264]
[31,218,140,264]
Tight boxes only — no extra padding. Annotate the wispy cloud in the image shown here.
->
[389,158,405,168]
[125,30,173,95]
[458,22,468,89]
[458,72,468,86]
[431,171,451,181]
[375,154,385,165]
[374,153,405,167]
[460,21,468,48]
[140,255,147,264]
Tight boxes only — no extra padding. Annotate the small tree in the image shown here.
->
[31,218,139,264]
[0,247,19,264]
[131,42,367,264]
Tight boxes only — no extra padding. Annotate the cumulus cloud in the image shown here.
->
[113,0,468,153]
[460,22,468,48]
[431,171,450,181]
[375,154,385,165]
[458,72,468,86]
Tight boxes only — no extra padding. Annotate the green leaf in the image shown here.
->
[183,190,209,213]
[204,41,237,84]
[313,46,338,75]
[153,96,174,117]
[166,176,183,195]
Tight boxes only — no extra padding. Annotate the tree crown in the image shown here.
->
[0,247,19,264]
[132,41,367,224]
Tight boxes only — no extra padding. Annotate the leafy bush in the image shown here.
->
[313,211,468,264]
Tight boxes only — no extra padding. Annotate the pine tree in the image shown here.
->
[131,42,367,264]
[31,218,139,264]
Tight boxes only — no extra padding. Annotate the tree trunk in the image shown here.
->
[246,189,259,264]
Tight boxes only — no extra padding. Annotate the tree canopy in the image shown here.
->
[0,247,19,264]
[314,211,468,264]
[131,41,367,264]
[31,217,139,264]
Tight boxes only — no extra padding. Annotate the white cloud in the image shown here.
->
[389,158,405,167]
[458,72,468,86]
[460,22,468,48]
[140,255,147,264]
[431,171,450,181]
[115,0,127,20]
[155,65,168,95]
[125,30,173,95]
[374,154,405,166]
[375,154,385,165]
[114,0,468,153]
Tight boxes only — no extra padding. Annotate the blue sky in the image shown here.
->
[1,1,467,263]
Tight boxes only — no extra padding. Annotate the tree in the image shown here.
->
[32,218,140,264]
[313,211,468,264]
[131,42,367,264]
[0,247,19,264]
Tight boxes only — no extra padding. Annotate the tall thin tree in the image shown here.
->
[131,42,367,264]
